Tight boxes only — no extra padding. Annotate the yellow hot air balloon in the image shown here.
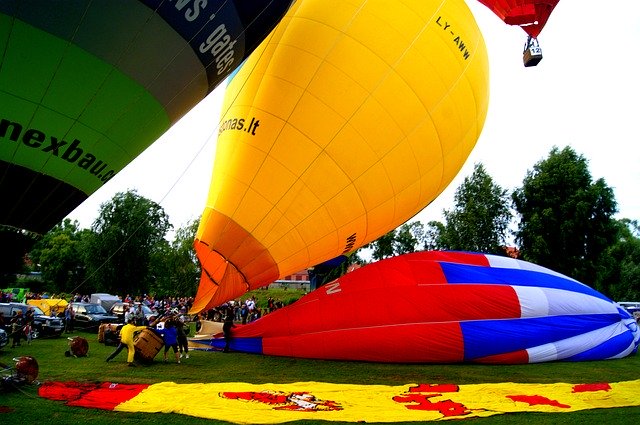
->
[192,0,490,312]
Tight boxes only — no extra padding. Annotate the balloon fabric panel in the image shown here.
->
[566,331,638,361]
[193,0,491,312]
[38,379,640,422]
[440,262,611,302]
[460,315,622,361]
[262,322,466,363]
[0,0,294,235]
[191,251,640,363]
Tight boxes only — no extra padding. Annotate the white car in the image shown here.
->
[617,301,640,322]
[0,328,7,349]
[618,301,640,312]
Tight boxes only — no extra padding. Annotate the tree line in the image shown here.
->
[365,146,640,301]
[2,145,639,302]
[4,190,200,298]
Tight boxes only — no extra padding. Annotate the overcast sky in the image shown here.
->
[67,0,640,236]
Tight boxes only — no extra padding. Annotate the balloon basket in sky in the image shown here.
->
[476,0,559,67]
[523,36,544,67]
[190,251,639,364]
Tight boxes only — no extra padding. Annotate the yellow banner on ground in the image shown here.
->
[116,380,640,422]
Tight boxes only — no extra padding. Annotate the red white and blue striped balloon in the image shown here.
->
[198,251,640,363]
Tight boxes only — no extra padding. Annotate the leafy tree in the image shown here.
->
[308,247,368,289]
[424,220,446,251]
[28,219,89,294]
[0,225,38,285]
[365,221,426,260]
[512,146,618,285]
[394,222,424,254]
[594,219,640,300]
[150,218,200,297]
[84,190,172,296]
[369,229,397,260]
[439,163,512,254]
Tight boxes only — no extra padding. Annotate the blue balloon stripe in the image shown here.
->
[564,331,635,361]
[461,314,622,360]
[229,337,264,354]
[440,262,609,302]
[193,337,264,354]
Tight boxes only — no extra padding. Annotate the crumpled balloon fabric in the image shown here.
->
[39,379,640,423]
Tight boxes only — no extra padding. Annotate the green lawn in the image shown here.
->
[0,330,639,424]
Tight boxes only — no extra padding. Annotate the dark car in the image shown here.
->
[69,302,119,332]
[0,302,64,338]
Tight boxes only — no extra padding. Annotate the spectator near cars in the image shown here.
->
[69,302,119,332]
[0,302,64,339]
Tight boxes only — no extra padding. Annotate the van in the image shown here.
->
[27,298,68,317]
[90,293,120,311]
[617,301,640,315]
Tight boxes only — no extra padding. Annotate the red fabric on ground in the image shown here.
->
[38,381,149,410]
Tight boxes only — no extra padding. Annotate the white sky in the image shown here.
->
[67,0,640,237]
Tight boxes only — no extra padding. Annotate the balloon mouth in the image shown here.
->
[190,210,280,313]
[189,245,249,314]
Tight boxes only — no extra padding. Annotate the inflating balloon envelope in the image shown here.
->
[0,0,294,241]
[192,0,491,312]
[192,251,640,364]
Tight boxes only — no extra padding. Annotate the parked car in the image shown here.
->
[90,293,120,312]
[617,301,640,323]
[27,298,68,317]
[617,301,640,314]
[0,327,7,349]
[69,302,119,332]
[108,302,127,322]
[0,302,64,338]
[109,302,156,324]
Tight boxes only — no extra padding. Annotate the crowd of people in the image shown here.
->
[104,307,192,367]
[204,295,286,325]
[100,293,290,366]
[2,288,291,367]
[0,306,36,348]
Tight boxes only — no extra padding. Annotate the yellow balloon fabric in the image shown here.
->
[41,379,640,422]
[192,0,490,312]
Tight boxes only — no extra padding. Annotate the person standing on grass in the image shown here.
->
[105,317,147,367]
[161,320,180,364]
[175,315,189,359]
[10,311,24,348]
[222,311,235,353]
[64,304,75,333]
[23,320,32,345]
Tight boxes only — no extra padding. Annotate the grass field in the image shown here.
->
[0,327,639,424]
